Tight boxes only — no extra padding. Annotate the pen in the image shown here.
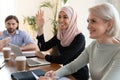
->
[0,62,5,70]
[31,71,39,80]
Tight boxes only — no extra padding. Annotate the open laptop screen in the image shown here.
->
[9,44,36,58]
[9,44,23,57]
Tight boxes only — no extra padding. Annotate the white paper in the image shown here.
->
[59,77,71,80]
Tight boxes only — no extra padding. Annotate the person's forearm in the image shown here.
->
[20,43,36,51]
[37,27,43,36]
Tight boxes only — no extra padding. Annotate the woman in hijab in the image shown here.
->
[36,6,89,80]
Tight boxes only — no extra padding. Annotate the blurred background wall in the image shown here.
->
[0,0,120,46]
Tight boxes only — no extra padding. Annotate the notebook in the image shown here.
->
[9,44,50,67]
[11,69,45,80]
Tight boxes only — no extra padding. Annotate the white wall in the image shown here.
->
[0,0,15,31]
[15,0,57,41]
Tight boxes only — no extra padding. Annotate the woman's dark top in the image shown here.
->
[36,33,89,80]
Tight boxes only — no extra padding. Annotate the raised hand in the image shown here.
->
[36,9,44,35]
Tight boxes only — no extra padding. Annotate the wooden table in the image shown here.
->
[0,53,76,80]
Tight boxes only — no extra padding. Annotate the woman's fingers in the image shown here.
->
[45,70,55,77]
[38,76,53,80]
[36,9,45,32]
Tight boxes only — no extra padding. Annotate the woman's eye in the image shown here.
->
[89,19,96,24]
[64,16,68,19]
[91,19,96,23]
[87,20,89,23]
[58,16,61,19]
[58,15,68,19]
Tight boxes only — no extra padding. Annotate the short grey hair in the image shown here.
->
[89,3,120,37]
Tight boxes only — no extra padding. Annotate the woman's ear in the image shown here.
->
[107,19,113,31]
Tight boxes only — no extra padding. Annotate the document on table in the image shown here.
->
[58,77,70,80]
[0,56,5,69]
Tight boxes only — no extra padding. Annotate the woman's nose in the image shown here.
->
[87,23,91,29]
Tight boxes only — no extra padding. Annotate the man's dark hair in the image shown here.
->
[5,15,19,29]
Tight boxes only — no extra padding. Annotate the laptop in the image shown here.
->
[9,44,36,58]
[9,44,50,67]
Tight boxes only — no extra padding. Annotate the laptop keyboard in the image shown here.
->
[27,58,41,65]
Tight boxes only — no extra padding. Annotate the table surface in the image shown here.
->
[0,51,76,80]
